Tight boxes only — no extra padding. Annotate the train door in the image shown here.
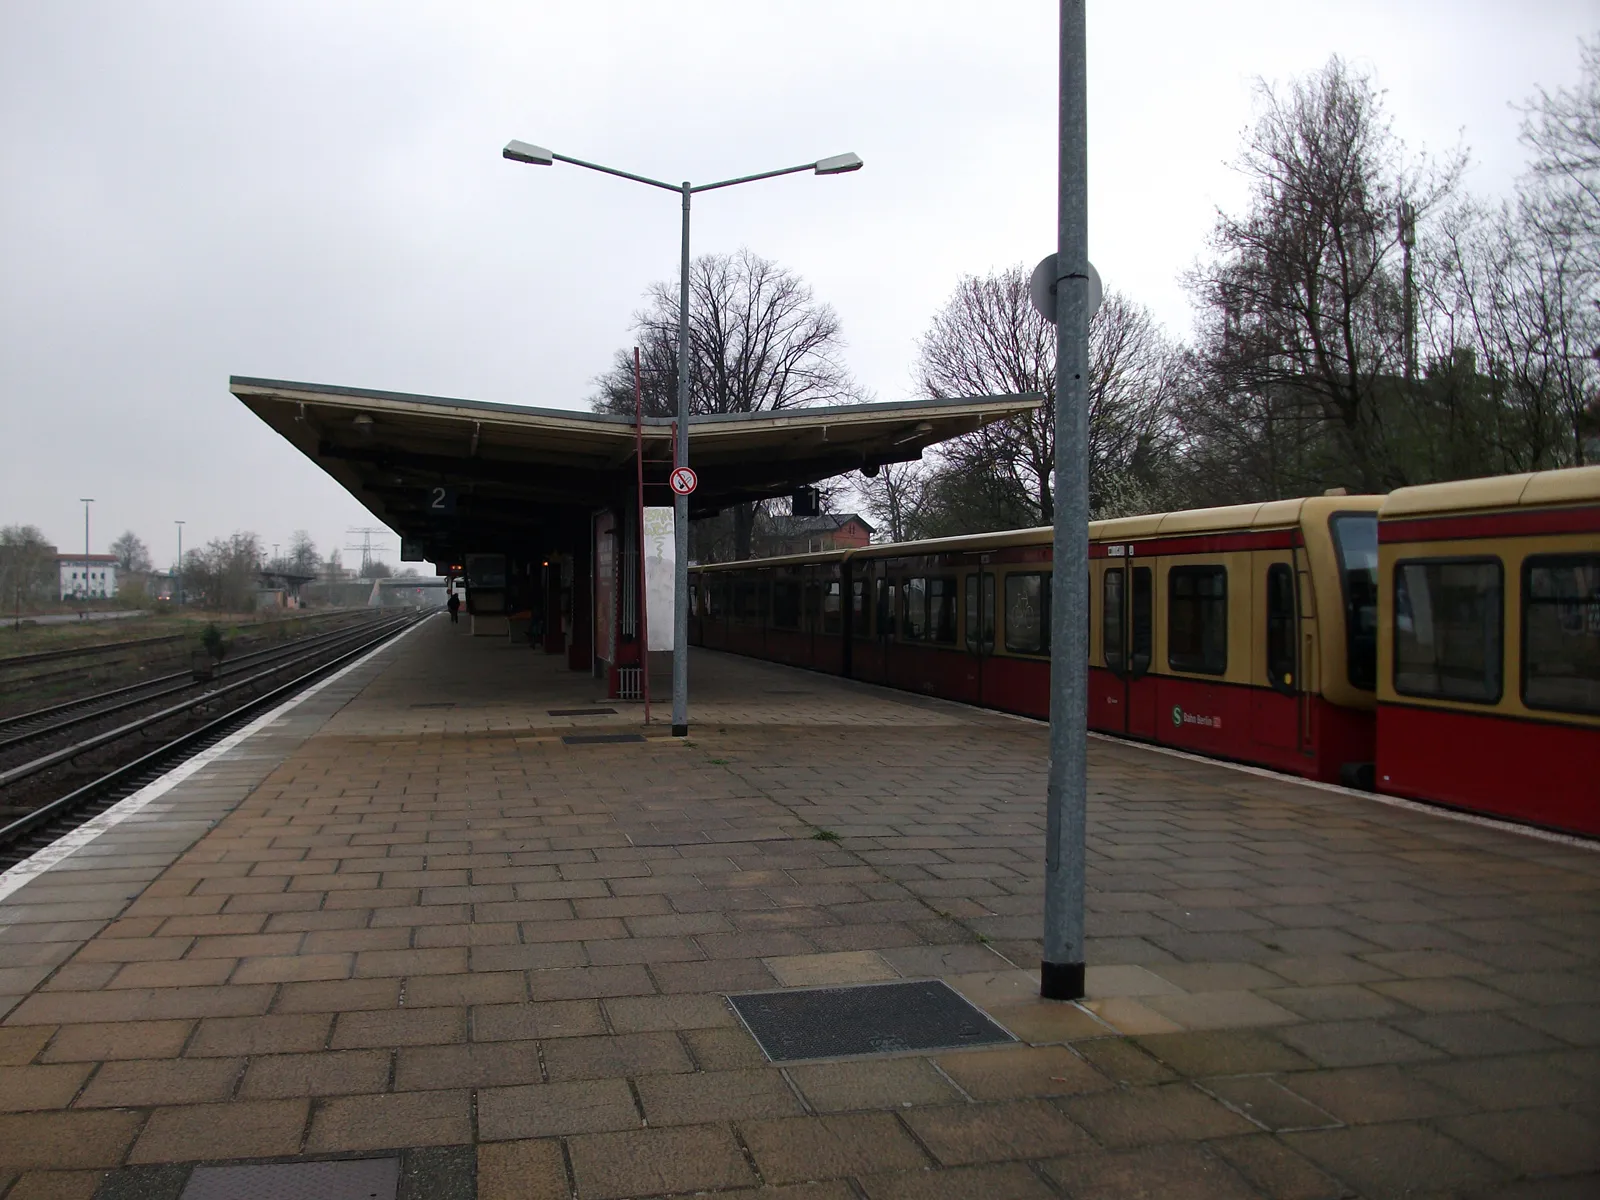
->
[871,568,895,686]
[1098,552,1156,737]
[1249,549,1303,757]
[962,561,994,704]
[1123,557,1158,738]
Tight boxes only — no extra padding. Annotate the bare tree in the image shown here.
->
[1187,56,1463,493]
[109,531,152,574]
[855,460,929,543]
[184,533,263,611]
[916,266,1185,525]
[592,249,856,558]
[287,530,319,576]
[0,525,56,608]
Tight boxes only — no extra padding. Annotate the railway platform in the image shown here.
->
[0,614,1595,1199]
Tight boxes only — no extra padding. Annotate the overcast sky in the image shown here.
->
[2,1,1593,569]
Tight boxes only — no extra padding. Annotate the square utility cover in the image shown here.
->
[728,979,1015,1062]
[181,1158,400,1200]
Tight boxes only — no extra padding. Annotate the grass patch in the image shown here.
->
[810,828,841,842]
[709,757,729,765]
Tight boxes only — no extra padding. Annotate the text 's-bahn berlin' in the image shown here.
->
[1,4,1597,1199]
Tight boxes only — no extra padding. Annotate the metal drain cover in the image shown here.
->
[728,979,1015,1062]
[181,1157,399,1199]
[549,707,618,716]
[562,733,645,745]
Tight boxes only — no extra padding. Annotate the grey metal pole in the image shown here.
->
[671,181,691,737]
[176,520,184,606]
[1042,0,1089,1002]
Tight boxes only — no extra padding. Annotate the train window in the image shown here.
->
[1103,569,1125,672]
[965,574,995,653]
[852,578,871,638]
[904,578,928,640]
[1522,554,1600,715]
[1266,563,1296,691]
[772,580,801,630]
[1004,573,1050,656]
[734,581,757,623]
[1330,513,1379,690]
[1131,567,1153,675]
[804,581,822,631]
[1393,558,1503,703]
[822,581,843,635]
[877,579,897,638]
[929,578,957,644]
[1168,566,1228,674]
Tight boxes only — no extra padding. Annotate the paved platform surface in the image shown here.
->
[0,615,1595,1199]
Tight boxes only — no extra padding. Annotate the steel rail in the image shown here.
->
[0,613,395,744]
[0,612,417,789]
[0,611,430,855]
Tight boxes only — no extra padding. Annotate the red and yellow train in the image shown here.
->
[689,466,1600,837]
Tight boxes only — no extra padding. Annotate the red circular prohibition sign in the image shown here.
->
[670,466,698,496]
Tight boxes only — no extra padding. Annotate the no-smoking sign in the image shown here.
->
[669,466,698,496]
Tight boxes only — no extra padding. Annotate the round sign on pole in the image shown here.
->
[669,466,698,496]
[1030,254,1102,322]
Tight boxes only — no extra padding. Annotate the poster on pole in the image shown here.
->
[643,506,675,651]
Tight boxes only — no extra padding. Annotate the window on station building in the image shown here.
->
[1522,554,1600,715]
[1330,513,1379,690]
[964,573,995,654]
[927,578,957,644]
[1393,558,1503,703]
[1103,568,1125,672]
[1168,565,1228,675]
[1004,572,1050,656]
[902,577,928,640]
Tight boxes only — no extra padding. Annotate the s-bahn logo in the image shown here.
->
[1171,705,1222,730]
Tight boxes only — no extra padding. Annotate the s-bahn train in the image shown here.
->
[689,466,1600,838]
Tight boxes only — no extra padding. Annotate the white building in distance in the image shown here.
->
[58,554,119,599]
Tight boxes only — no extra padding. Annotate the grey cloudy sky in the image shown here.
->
[2,1,1593,569]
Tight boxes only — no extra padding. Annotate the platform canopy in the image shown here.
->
[231,376,1039,565]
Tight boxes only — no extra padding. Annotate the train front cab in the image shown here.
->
[1375,466,1600,836]
[1086,496,1382,784]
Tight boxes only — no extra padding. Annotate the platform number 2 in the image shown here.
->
[428,487,457,514]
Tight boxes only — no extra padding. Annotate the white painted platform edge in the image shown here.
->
[0,615,434,904]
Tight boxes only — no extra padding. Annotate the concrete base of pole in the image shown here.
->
[1040,961,1085,1000]
[671,724,688,737]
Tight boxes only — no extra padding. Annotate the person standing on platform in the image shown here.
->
[447,590,461,624]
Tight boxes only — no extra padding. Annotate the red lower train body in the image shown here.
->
[697,619,1377,787]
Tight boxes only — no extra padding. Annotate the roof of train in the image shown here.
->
[1380,464,1600,518]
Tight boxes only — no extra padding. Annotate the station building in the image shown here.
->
[232,377,1036,702]
[56,552,119,599]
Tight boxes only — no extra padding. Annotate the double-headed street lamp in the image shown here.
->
[502,140,862,736]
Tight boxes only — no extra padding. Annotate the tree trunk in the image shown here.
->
[733,503,755,561]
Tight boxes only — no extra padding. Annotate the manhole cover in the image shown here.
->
[728,979,1015,1062]
[548,707,618,716]
[181,1158,399,1199]
[562,733,646,745]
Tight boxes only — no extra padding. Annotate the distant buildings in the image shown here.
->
[759,514,874,558]
[57,554,119,599]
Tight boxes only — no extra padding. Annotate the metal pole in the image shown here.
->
[176,521,184,606]
[1042,0,1089,1002]
[634,346,651,725]
[671,182,691,737]
[81,499,92,602]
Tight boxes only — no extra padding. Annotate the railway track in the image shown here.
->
[0,615,405,753]
[0,609,432,870]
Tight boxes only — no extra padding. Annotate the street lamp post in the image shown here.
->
[79,499,94,603]
[502,140,862,737]
[175,520,185,607]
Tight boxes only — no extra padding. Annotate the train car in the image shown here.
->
[691,493,1386,786]
[1375,465,1600,836]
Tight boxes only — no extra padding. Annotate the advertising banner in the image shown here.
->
[643,506,675,651]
